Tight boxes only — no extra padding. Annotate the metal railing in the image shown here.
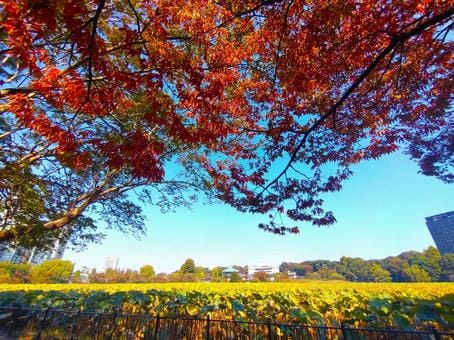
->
[0,306,452,339]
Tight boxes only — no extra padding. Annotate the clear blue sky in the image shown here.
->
[65,152,453,273]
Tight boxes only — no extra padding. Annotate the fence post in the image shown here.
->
[153,313,160,340]
[341,323,348,340]
[205,314,211,340]
[432,327,441,340]
[69,309,81,340]
[36,307,50,340]
[107,311,119,340]
[8,306,21,337]
[267,318,273,340]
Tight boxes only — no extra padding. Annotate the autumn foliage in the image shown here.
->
[0,0,452,242]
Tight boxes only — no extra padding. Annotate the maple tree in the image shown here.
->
[0,0,452,246]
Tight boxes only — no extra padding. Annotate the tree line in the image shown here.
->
[280,247,453,282]
[0,259,74,283]
[0,247,451,284]
[0,260,157,284]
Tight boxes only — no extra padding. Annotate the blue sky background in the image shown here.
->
[65,152,453,273]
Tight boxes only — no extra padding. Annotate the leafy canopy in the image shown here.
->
[0,0,452,244]
[30,259,74,283]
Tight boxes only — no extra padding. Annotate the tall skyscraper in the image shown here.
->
[28,248,52,265]
[104,257,119,271]
[425,211,454,255]
[1,203,67,264]
[0,243,32,264]
[52,240,67,259]
[0,243,14,263]
[0,239,67,265]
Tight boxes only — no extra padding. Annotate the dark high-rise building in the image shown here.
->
[425,211,454,255]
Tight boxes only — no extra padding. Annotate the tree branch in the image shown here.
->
[85,0,106,103]
[261,8,454,193]
[272,0,293,89]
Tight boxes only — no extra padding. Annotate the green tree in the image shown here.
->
[30,260,74,283]
[317,268,345,281]
[194,266,208,281]
[170,272,197,282]
[279,262,289,273]
[179,259,196,274]
[273,272,289,281]
[440,253,454,281]
[399,248,441,281]
[369,263,392,282]
[339,257,372,281]
[421,247,442,281]
[0,268,10,283]
[139,265,156,282]
[304,272,322,280]
[230,272,241,282]
[383,256,407,282]
[402,264,431,282]
[210,267,224,282]
[71,270,82,283]
[0,262,31,283]
[343,271,357,281]
[296,264,313,276]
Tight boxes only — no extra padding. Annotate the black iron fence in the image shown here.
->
[0,306,452,339]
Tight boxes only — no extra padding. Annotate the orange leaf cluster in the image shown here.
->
[1,0,452,232]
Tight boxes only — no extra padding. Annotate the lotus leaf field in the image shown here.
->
[0,282,453,331]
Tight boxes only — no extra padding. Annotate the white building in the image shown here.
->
[78,266,91,282]
[248,265,280,279]
[287,271,297,279]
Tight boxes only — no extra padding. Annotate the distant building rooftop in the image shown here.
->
[222,266,239,273]
[426,210,454,222]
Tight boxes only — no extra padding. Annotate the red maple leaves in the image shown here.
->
[1,0,452,233]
